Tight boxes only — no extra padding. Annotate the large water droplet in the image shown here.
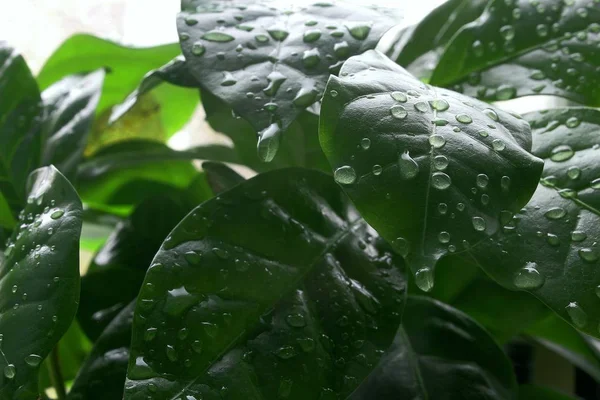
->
[392,237,409,257]
[275,345,297,360]
[390,105,407,120]
[263,71,286,96]
[565,302,588,328]
[578,248,599,263]
[4,365,15,379]
[472,216,486,232]
[303,29,322,43]
[24,354,42,367]
[220,71,237,86]
[293,87,318,107]
[544,207,566,220]
[202,31,235,42]
[345,22,371,40]
[415,268,434,292]
[51,210,64,219]
[430,99,449,111]
[455,114,473,124]
[476,174,489,188]
[267,26,289,41]
[257,123,282,162]
[513,262,545,289]
[334,166,356,185]
[429,135,446,148]
[390,91,407,103]
[433,155,448,171]
[399,151,419,180]
[286,313,306,328]
[302,48,321,68]
[191,42,206,56]
[550,145,574,162]
[334,41,350,58]
[431,172,451,190]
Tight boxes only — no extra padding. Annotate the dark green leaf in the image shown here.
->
[68,302,135,400]
[393,0,489,81]
[518,385,576,399]
[178,1,398,161]
[0,43,42,221]
[41,70,105,181]
[78,195,196,340]
[468,107,600,337]
[124,168,406,399]
[319,50,543,291]
[202,89,330,172]
[0,166,82,399]
[202,162,245,194]
[430,0,600,105]
[351,296,517,400]
[527,314,600,382]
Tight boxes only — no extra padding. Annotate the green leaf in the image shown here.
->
[76,140,222,208]
[0,166,82,399]
[178,1,398,161]
[0,43,42,219]
[319,50,543,291]
[78,195,197,340]
[68,302,135,400]
[202,89,330,172]
[430,0,600,105]
[393,0,489,81]
[468,107,600,337]
[518,385,576,400]
[202,162,245,194]
[124,168,406,399]
[451,277,550,343]
[351,296,517,400]
[41,70,105,181]
[38,34,181,113]
[527,313,600,383]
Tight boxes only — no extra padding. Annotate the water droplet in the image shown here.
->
[302,48,320,68]
[257,122,282,162]
[255,34,269,43]
[390,91,407,103]
[415,268,434,292]
[430,99,450,111]
[51,210,64,219]
[501,176,511,191]
[334,41,350,58]
[275,345,297,360]
[550,145,574,162]
[472,40,484,57]
[293,87,318,107]
[392,237,409,257]
[286,313,306,328]
[483,109,499,121]
[571,231,587,242]
[372,164,382,175]
[334,166,356,185]
[202,31,234,42]
[360,138,371,150]
[513,262,545,289]
[476,174,489,188]
[263,71,286,96]
[472,216,486,232]
[579,248,598,263]
[191,42,205,56]
[144,327,157,342]
[192,340,203,354]
[399,151,419,180]
[345,22,371,40]
[536,24,549,37]
[565,302,588,328]
[303,29,321,42]
[390,105,407,120]
[500,25,515,41]
[429,135,446,148]
[455,114,473,124]
[567,166,581,180]
[267,26,289,41]
[431,172,451,190]
[566,116,581,128]
[433,155,448,171]
[4,365,15,379]
[438,203,448,215]
[544,207,566,220]
[24,354,42,367]
[414,101,429,113]
[492,139,506,151]
[438,231,450,244]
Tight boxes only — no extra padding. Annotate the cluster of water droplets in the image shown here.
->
[455,0,600,102]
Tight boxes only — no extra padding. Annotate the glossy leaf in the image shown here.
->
[527,314,600,383]
[202,162,245,194]
[0,43,42,220]
[518,385,576,399]
[202,89,329,172]
[0,166,82,398]
[41,70,105,180]
[68,302,135,400]
[469,107,600,338]
[178,0,398,161]
[319,50,543,290]
[430,0,600,105]
[351,296,517,400]
[393,0,489,81]
[124,168,406,399]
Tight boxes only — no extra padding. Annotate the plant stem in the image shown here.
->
[46,345,66,400]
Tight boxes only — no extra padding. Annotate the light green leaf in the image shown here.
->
[351,296,517,400]
[430,0,600,105]
[178,0,398,161]
[319,50,543,291]
[469,107,600,338]
[0,166,82,399]
[125,168,406,399]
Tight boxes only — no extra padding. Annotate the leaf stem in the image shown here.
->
[46,345,66,400]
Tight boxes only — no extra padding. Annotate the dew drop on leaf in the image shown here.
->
[390,105,407,120]
[398,151,419,180]
[334,166,356,185]
[415,267,434,292]
[513,262,545,289]
[565,302,588,328]
[431,172,451,190]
